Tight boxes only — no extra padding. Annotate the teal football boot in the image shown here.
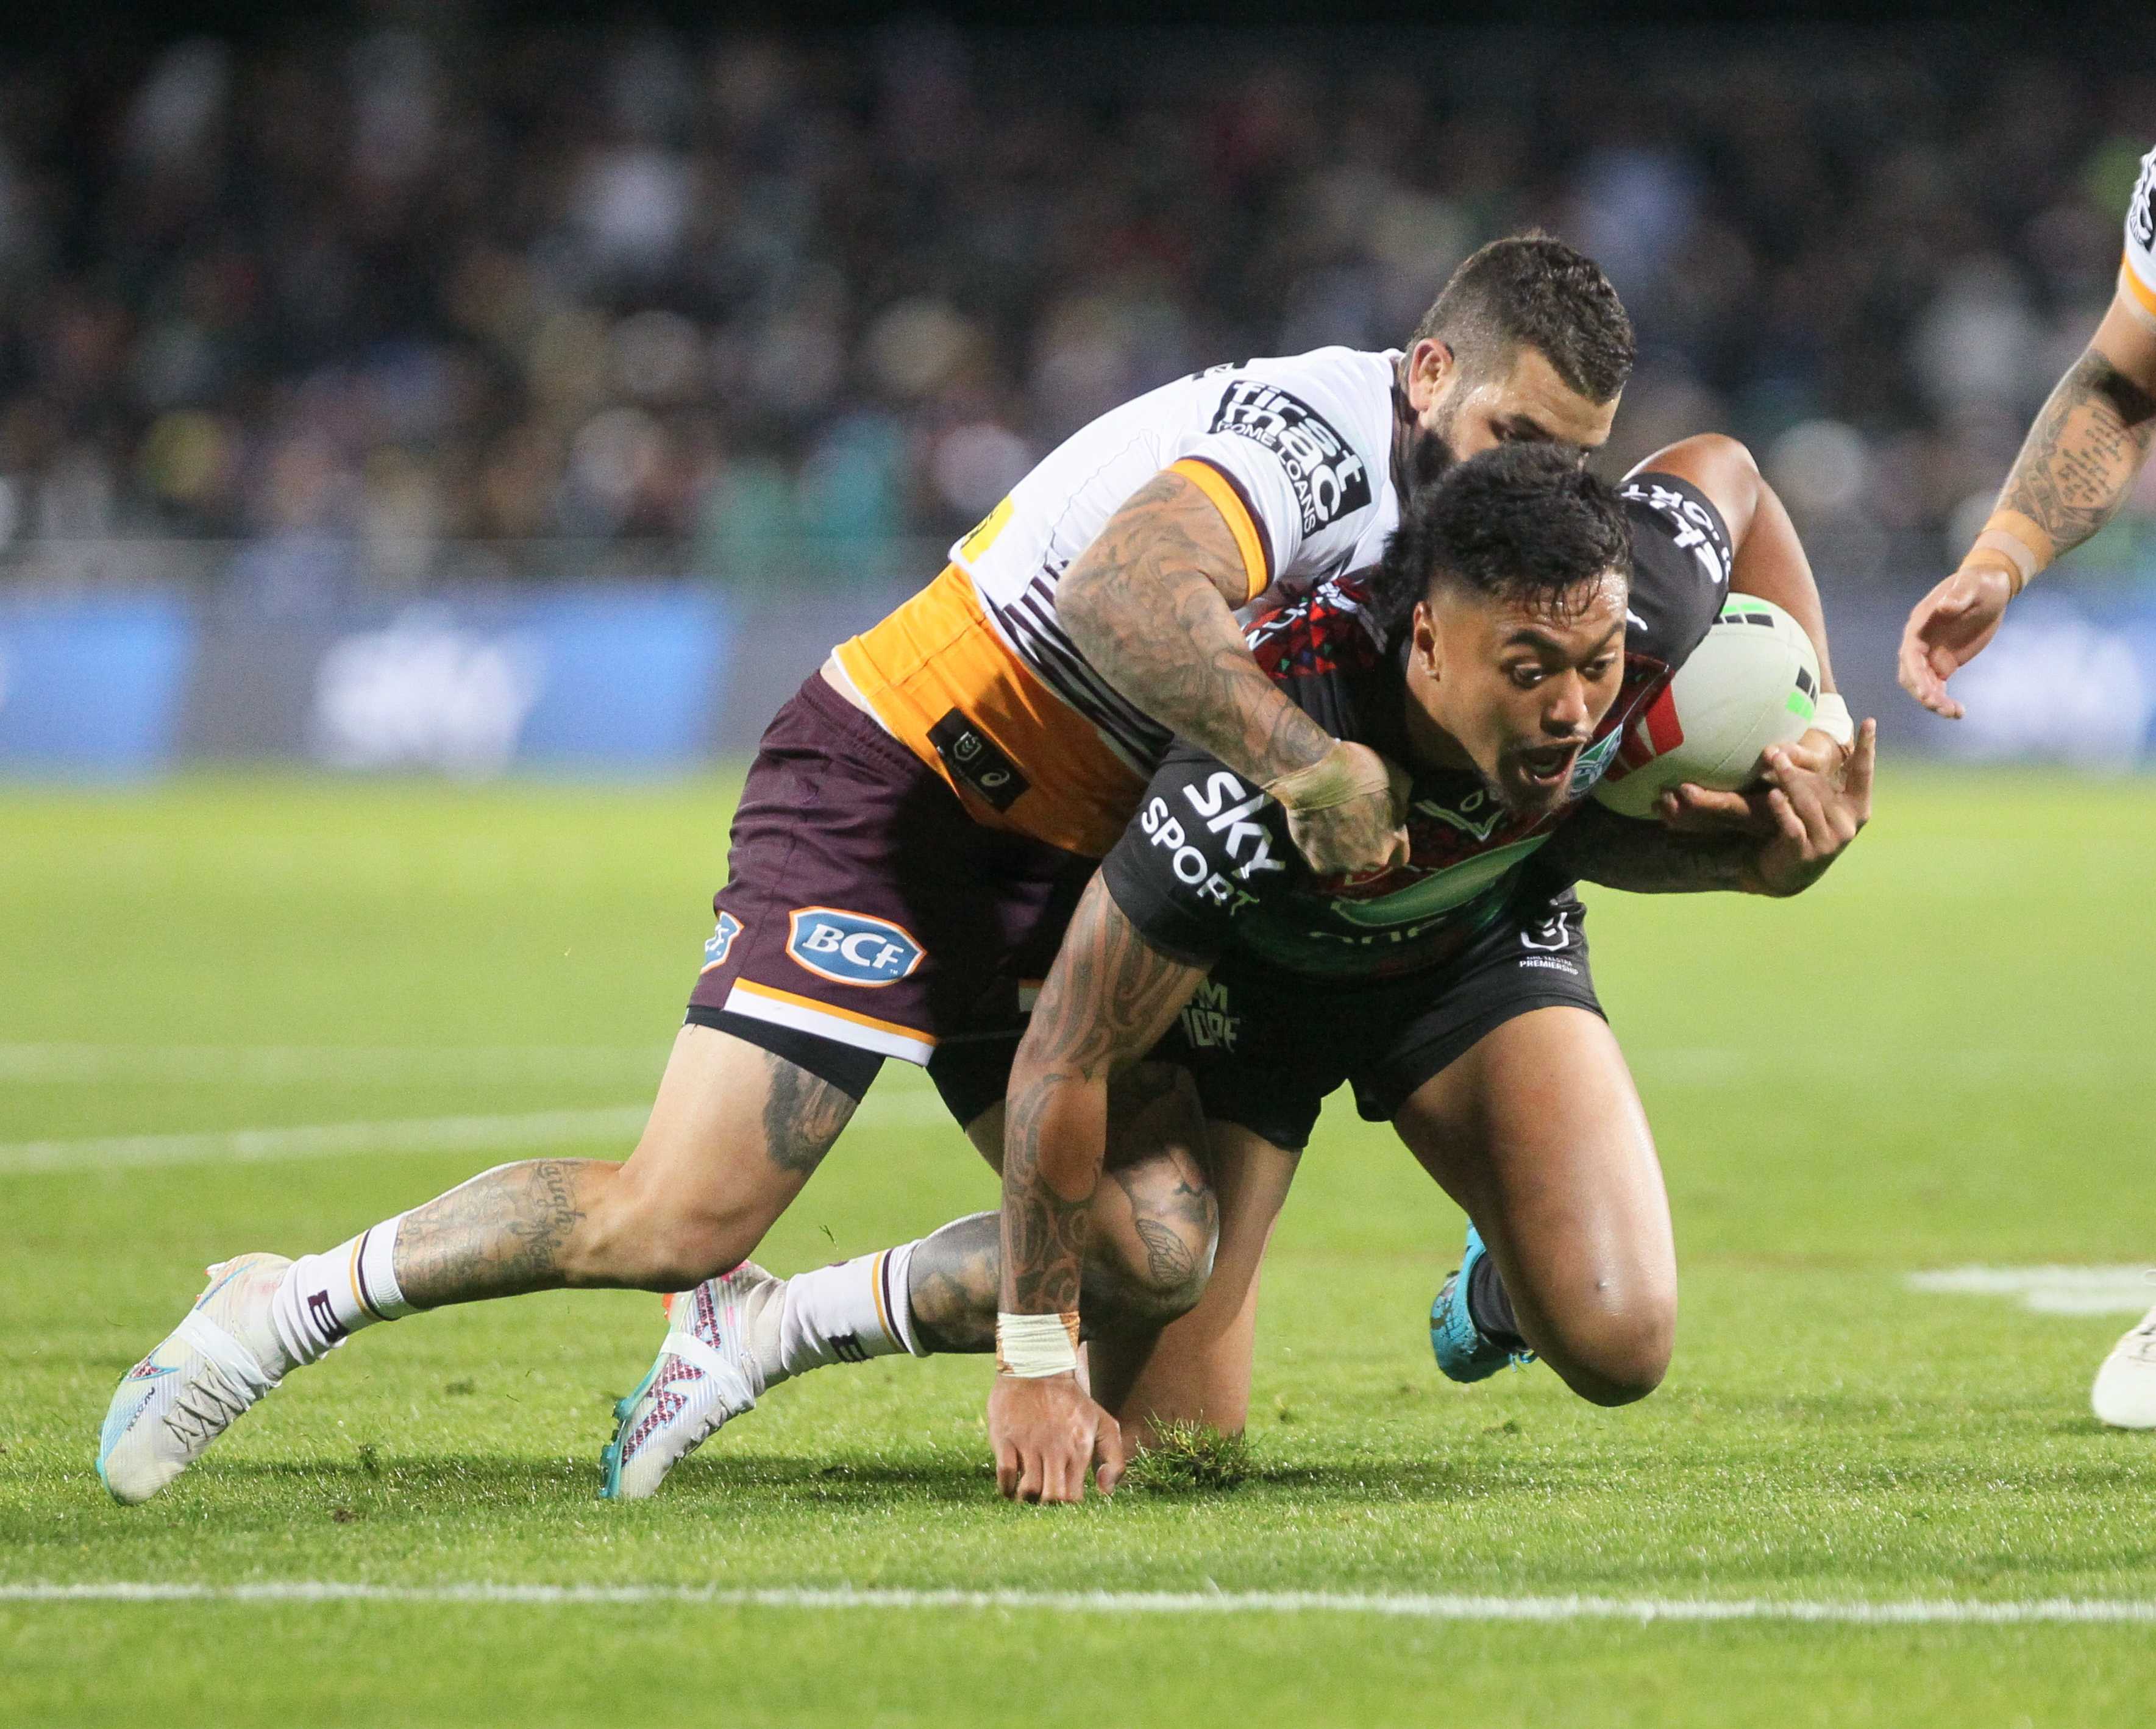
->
[1429,1224,1535,1383]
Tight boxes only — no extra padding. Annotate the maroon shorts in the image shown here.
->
[686,673,1095,1121]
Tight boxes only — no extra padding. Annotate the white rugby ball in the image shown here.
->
[1592,596,1821,819]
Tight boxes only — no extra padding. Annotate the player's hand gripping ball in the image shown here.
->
[1592,597,1823,819]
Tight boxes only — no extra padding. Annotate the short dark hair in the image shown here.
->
[1411,234,1634,405]
[1371,443,1631,636]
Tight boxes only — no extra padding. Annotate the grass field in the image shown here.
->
[5,768,2155,1726]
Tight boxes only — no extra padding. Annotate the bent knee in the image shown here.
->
[1089,1266,1210,1333]
[570,1183,767,1292]
[1546,1290,1675,1407]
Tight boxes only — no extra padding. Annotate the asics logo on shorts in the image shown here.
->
[786,907,925,987]
[701,913,742,973]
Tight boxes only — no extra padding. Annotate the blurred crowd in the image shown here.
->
[2,19,2154,600]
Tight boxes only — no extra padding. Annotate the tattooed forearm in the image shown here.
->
[1542,803,1755,895]
[998,1149,1090,1319]
[1058,472,1335,787]
[1995,349,2156,558]
[759,1052,855,1176]
[392,1158,602,1307]
[1000,879,1208,1319]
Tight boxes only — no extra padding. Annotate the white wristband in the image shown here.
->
[995,1311,1080,1379]
[1810,692,1855,750]
[1970,529,2040,596]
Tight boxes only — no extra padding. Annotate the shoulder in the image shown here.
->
[1618,470,1734,667]
[1619,471,1734,586]
[1194,350,1391,520]
[2125,144,2156,308]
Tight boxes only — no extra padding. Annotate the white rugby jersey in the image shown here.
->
[2126,145,2156,327]
[837,346,1407,856]
[955,346,1403,769]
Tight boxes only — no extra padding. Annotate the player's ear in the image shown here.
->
[1406,339,1453,410]
[1412,598,1442,680]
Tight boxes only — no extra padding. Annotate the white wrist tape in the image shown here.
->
[1970,528,2040,596]
[1810,692,1855,750]
[1264,742,1389,815]
[995,1311,1080,1379]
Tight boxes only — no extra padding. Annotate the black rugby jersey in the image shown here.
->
[1099,471,1735,981]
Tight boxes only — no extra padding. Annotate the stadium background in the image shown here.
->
[5,8,2156,775]
[10,12,2156,1725]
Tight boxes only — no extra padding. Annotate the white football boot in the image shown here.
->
[598,1262,785,1500]
[2091,1301,2156,1430]
[98,1253,297,1504]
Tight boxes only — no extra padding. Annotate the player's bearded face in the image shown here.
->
[1412,343,1619,461]
[1414,575,1631,818]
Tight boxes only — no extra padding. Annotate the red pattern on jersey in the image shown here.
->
[1246,575,1387,681]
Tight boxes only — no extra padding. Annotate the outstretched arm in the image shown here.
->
[1057,470,1408,877]
[1900,287,2156,719]
[991,876,1209,1503]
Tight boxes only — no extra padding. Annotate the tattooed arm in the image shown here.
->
[1901,291,2156,719]
[1000,878,1207,1322]
[1541,803,1756,894]
[1057,470,1408,877]
[989,876,1208,1502]
[1992,325,2156,567]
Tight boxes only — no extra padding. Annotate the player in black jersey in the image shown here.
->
[989,438,1876,1502]
[515,436,1871,1504]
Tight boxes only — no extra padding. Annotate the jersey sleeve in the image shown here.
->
[2123,145,2156,326]
[1169,350,1388,601]
[1617,470,1735,669]
[1097,750,1296,968]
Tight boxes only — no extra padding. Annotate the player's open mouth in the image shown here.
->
[1516,744,1579,786]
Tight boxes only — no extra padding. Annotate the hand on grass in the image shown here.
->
[989,1373,1125,1505]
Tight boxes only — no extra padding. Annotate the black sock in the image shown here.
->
[1466,1249,1526,1351]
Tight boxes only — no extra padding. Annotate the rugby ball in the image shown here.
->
[1592,597,1821,819]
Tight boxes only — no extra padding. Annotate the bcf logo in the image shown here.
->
[785,907,924,987]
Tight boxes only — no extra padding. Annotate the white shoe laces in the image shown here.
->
[162,1358,252,1449]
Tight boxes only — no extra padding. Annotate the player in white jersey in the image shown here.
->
[99,237,1642,1505]
[1898,149,2156,1428]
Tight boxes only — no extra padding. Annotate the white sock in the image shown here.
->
[271,1216,417,1367]
[775,1240,925,1377]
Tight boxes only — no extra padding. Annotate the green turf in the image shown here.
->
[5,769,2155,1726]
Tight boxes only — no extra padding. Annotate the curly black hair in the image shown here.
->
[1410,233,1634,405]
[1369,443,1632,639]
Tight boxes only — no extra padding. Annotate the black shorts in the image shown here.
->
[1152,888,1604,1151]
[686,672,1094,1120]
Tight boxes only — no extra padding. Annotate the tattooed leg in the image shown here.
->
[258,1023,857,1378]
[392,1158,608,1307]
[904,1142,1219,1355]
[278,1024,860,1351]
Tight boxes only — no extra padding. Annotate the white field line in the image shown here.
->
[0,1091,955,1175]
[1907,1266,2156,1316]
[0,1044,671,1084]
[2,1582,2154,1625]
